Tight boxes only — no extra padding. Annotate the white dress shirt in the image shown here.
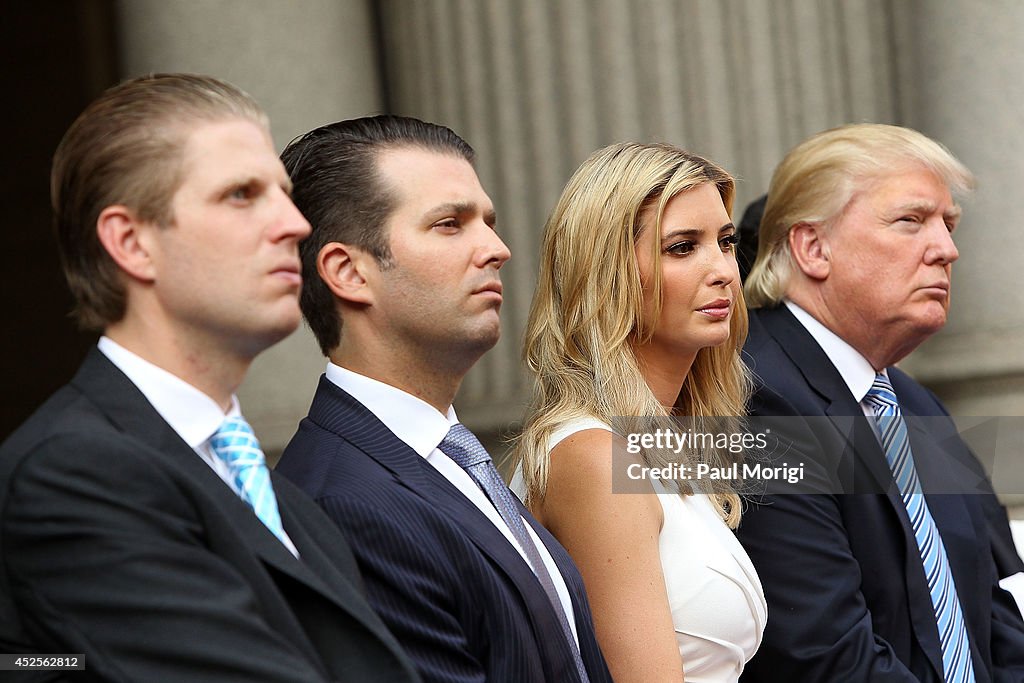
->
[325,362,580,643]
[97,336,298,557]
[784,300,886,416]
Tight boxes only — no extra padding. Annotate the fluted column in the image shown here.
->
[895,0,1024,402]
[115,0,384,455]
[893,0,1024,506]
[376,0,901,441]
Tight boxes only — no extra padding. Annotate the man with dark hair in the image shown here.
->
[738,123,1024,682]
[0,74,417,682]
[276,115,611,683]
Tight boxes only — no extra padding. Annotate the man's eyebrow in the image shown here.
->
[892,201,937,214]
[891,201,963,222]
[426,201,475,217]
[216,174,292,192]
[426,201,498,227]
[213,175,260,197]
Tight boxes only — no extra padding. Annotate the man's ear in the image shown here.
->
[788,221,831,281]
[96,205,157,283]
[317,242,377,305]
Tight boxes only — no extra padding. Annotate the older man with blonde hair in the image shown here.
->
[737,123,1024,682]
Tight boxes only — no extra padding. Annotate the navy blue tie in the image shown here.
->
[440,423,590,682]
[864,373,975,682]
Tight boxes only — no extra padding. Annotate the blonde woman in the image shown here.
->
[512,142,766,682]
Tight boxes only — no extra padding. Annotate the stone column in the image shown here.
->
[894,0,1024,506]
[115,0,384,455]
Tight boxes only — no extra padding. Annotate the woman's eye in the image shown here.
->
[720,233,739,251]
[665,241,695,255]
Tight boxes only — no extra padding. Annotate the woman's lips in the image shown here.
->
[696,298,731,319]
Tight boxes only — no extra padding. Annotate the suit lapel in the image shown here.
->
[307,377,436,487]
[521,502,609,676]
[894,377,990,672]
[71,351,364,622]
[756,308,947,680]
[309,377,555,589]
[308,378,582,676]
[271,481,406,634]
[756,307,898,493]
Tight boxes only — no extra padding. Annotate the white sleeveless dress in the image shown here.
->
[513,417,767,682]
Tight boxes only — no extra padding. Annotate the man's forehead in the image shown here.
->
[178,119,277,175]
[376,146,489,209]
[376,145,474,177]
[857,165,956,206]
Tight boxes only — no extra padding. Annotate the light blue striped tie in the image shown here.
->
[210,416,289,547]
[864,373,975,683]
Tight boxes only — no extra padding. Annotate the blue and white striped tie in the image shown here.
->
[210,416,289,547]
[864,373,975,682]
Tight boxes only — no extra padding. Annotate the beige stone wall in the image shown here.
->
[113,2,1024,509]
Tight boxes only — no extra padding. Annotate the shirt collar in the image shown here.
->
[783,300,878,403]
[97,336,239,449]
[324,362,457,457]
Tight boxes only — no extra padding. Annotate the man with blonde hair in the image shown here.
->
[0,74,417,681]
[738,123,1024,681]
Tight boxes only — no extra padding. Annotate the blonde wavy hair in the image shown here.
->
[512,142,751,528]
[745,123,975,308]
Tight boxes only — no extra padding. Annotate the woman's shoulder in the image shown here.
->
[547,415,614,452]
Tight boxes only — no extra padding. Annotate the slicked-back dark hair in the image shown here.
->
[281,115,475,355]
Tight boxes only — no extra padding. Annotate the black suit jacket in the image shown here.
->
[275,377,612,683]
[0,349,419,682]
[737,305,1024,682]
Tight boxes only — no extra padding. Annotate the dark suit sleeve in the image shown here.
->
[953,442,1024,679]
[977,477,1024,579]
[975,469,1024,679]
[990,577,1024,681]
[738,386,924,682]
[2,433,332,683]
[916,384,1024,579]
[318,495,486,683]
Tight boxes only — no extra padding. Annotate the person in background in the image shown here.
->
[736,194,765,282]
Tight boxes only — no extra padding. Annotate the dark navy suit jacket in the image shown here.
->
[737,305,1024,682]
[276,377,612,683]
